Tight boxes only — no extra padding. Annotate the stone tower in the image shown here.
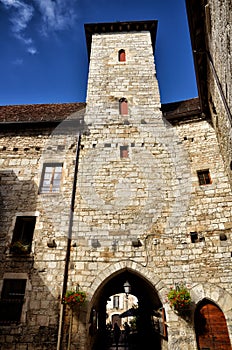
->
[0,19,232,350]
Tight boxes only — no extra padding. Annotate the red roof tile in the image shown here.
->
[0,102,86,123]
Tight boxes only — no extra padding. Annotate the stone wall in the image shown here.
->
[0,24,232,350]
[206,0,232,184]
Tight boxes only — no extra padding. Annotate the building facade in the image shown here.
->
[0,10,232,350]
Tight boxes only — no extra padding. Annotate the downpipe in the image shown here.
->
[56,132,82,350]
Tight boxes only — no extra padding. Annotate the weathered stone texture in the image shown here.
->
[206,0,232,185]
[0,21,232,350]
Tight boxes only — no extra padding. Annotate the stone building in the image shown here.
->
[0,4,232,350]
[186,0,232,185]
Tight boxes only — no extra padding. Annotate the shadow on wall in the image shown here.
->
[0,170,61,349]
[0,170,39,255]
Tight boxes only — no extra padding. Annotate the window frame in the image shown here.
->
[119,98,128,116]
[39,162,63,193]
[118,49,126,62]
[10,216,36,254]
[197,169,212,186]
[0,278,27,324]
[120,145,129,158]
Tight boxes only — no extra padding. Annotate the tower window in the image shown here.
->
[197,169,212,185]
[10,216,36,254]
[120,146,129,158]
[118,49,126,62]
[119,98,128,116]
[0,279,27,324]
[39,163,63,193]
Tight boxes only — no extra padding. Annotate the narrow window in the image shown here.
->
[118,49,126,62]
[10,216,36,254]
[113,295,119,309]
[0,279,26,324]
[190,231,198,243]
[40,163,63,193]
[120,145,129,158]
[119,98,128,116]
[197,169,212,185]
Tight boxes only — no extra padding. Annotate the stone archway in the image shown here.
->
[87,262,167,350]
[195,299,231,350]
[191,283,232,350]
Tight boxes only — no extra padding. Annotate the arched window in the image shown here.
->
[118,49,126,62]
[119,98,128,115]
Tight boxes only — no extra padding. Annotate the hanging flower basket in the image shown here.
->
[167,283,191,314]
[63,290,87,307]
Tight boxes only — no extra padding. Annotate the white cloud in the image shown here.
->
[27,47,37,55]
[33,0,77,35]
[0,0,35,53]
[1,0,77,53]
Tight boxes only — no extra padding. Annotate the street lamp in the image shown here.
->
[123,280,131,298]
[123,281,131,323]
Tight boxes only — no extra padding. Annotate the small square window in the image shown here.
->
[0,279,26,324]
[120,146,129,158]
[10,216,36,254]
[197,169,212,185]
[40,163,63,193]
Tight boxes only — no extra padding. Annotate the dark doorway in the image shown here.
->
[89,268,166,350]
[195,299,231,350]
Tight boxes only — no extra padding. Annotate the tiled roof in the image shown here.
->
[0,102,86,123]
[161,97,204,123]
[0,99,203,126]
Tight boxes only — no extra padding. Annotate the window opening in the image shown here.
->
[120,146,129,158]
[10,216,36,254]
[40,163,63,193]
[190,231,205,243]
[197,169,212,185]
[0,279,26,324]
[119,98,128,116]
[118,49,126,62]
[190,232,198,243]
[113,295,119,309]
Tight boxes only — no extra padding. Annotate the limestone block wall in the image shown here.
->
[68,115,232,290]
[206,0,232,184]
[86,31,161,126]
[0,21,232,349]
[0,126,78,350]
[0,113,232,349]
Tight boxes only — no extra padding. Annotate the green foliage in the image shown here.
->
[63,290,87,306]
[167,284,191,311]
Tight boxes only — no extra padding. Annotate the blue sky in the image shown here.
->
[0,0,198,106]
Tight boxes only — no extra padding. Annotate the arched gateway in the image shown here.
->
[87,266,166,350]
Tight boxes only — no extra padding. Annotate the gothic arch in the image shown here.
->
[86,261,166,350]
[87,260,166,314]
